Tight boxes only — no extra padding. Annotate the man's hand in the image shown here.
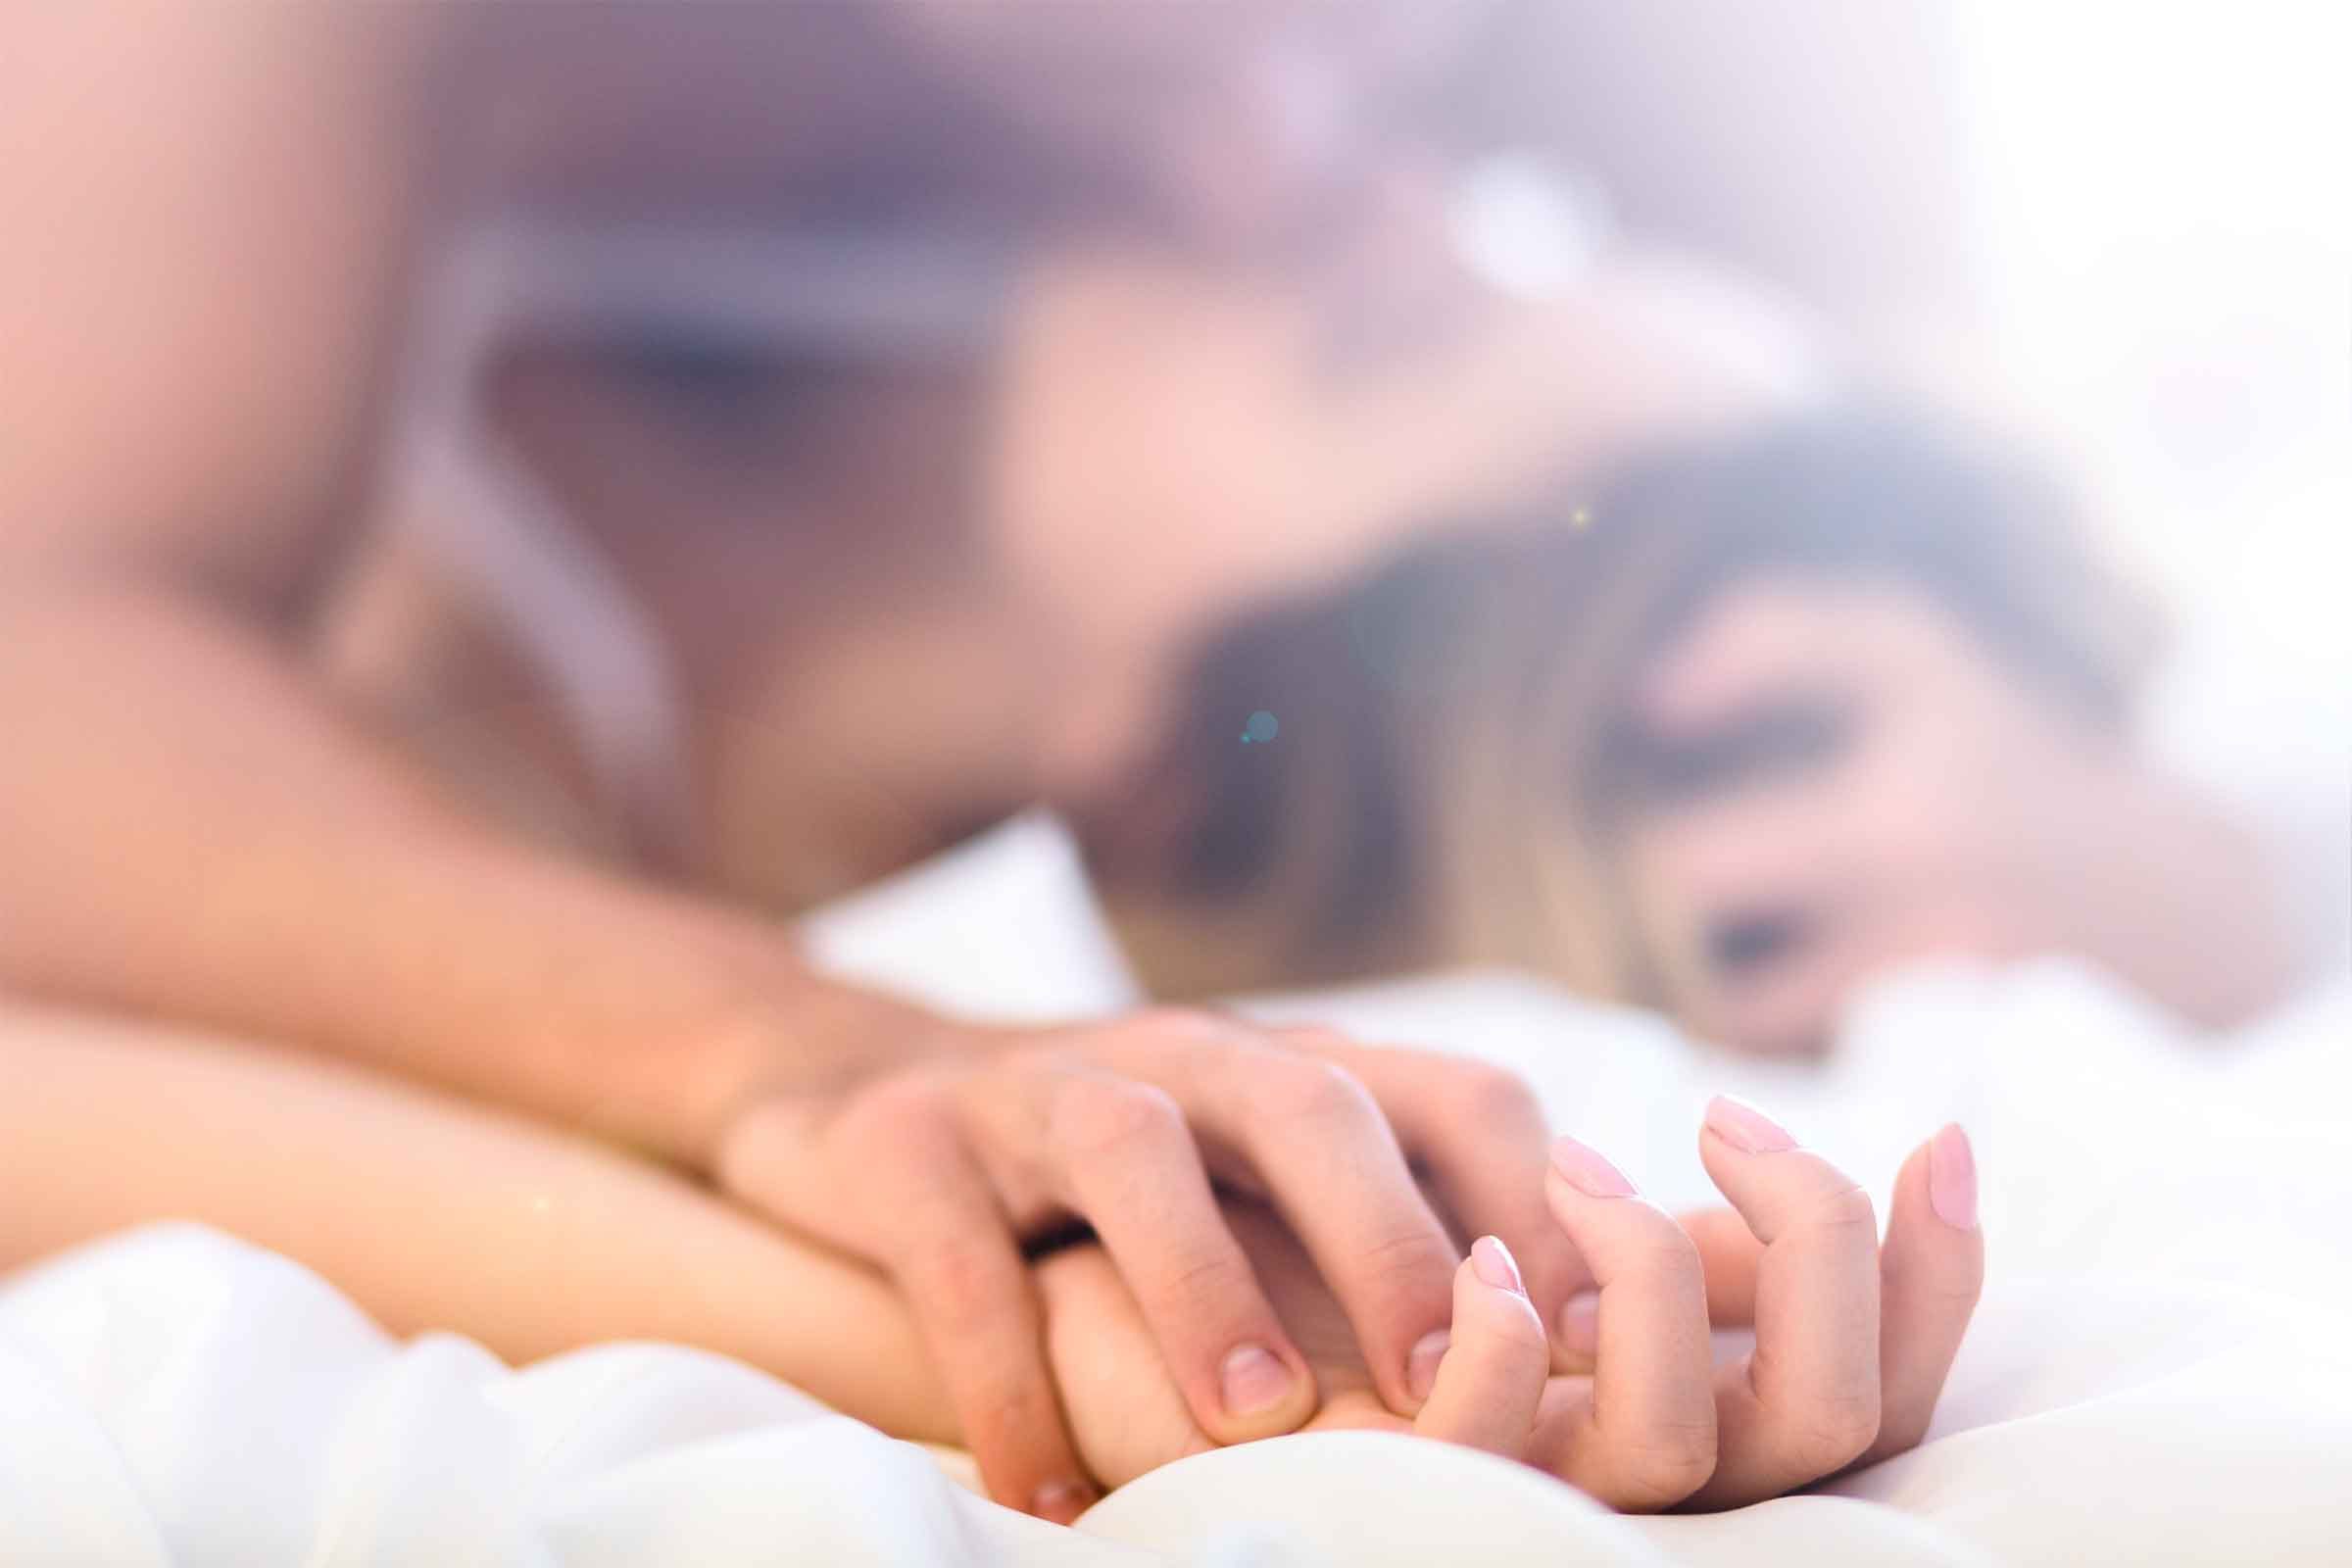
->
[713,1009,1588,1521]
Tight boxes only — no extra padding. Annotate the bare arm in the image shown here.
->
[0,4,928,1163]
[0,1002,955,1446]
[0,581,932,1158]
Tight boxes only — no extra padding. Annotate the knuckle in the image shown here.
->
[1357,1225,1460,1296]
[1001,1040,1083,1078]
[1270,1023,1350,1057]
[1253,1056,1378,1127]
[1485,1294,1555,1355]
[1931,1270,1987,1313]
[1797,1180,1880,1244]
[849,1074,960,1151]
[1619,1222,1705,1288]
[1124,1006,1227,1050]
[1051,1076,1187,1160]
[1871,1406,1933,1460]
[1784,1396,1883,1476]
[1445,1060,1542,1126]
[1611,1419,1719,1510]
[915,1236,1014,1323]
[1154,1245,1251,1316]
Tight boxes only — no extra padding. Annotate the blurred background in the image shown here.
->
[78,0,2341,1056]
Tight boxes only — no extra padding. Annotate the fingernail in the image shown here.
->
[1929,1122,1979,1231]
[1219,1343,1296,1417]
[1704,1094,1798,1154]
[1406,1328,1451,1400]
[1033,1478,1095,1523]
[1548,1133,1638,1198]
[1470,1234,1525,1296]
[1557,1289,1599,1354]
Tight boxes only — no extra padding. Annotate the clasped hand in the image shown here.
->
[715,1009,1980,1518]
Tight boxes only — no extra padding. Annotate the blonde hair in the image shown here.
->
[1103,411,2166,1005]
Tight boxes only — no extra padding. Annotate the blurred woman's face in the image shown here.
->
[1612,574,2135,1055]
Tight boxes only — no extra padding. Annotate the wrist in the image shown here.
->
[437,833,983,1174]
[671,935,973,1169]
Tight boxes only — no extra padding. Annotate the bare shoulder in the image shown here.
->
[0,5,458,614]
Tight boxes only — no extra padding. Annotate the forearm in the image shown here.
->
[0,1000,957,1445]
[0,582,937,1163]
[0,999,1358,1486]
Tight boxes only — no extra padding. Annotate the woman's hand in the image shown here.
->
[714,1009,1590,1521]
[1037,1096,1983,1511]
[1619,578,2292,1053]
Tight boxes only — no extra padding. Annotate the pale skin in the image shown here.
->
[2,2,1906,1520]
[0,1003,1983,1512]
[1620,577,2295,1054]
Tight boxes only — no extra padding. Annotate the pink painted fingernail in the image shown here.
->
[1704,1094,1798,1154]
[1033,1478,1095,1523]
[1557,1289,1599,1354]
[1406,1329,1451,1400]
[1548,1134,1638,1198]
[1471,1234,1526,1297]
[1929,1123,1979,1232]
[1220,1343,1295,1416]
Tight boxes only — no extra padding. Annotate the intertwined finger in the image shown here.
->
[1041,1069,1316,1442]
[1413,1236,1550,1458]
[720,1084,1096,1522]
[1100,1019,1461,1418]
[1686,1096,1883,1507]
[1298,1035,1594,1363]
[1536,1135,1719,1510]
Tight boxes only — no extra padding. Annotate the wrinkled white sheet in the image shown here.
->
[7,814,2350,1563]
